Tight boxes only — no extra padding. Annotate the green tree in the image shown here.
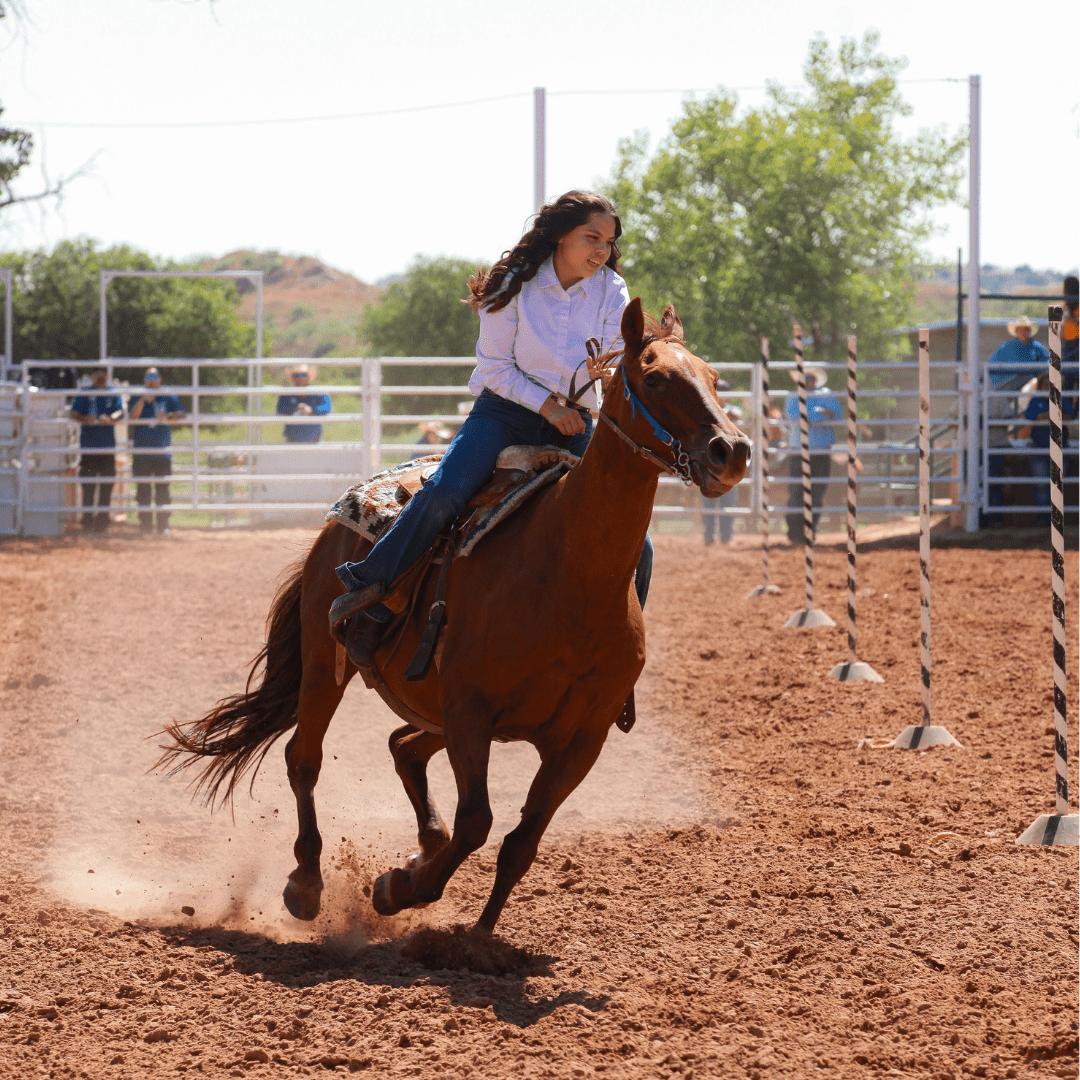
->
[360,255,479,357]
[358,255,480,416]
[603,33,965,369]
[0,239,258,362]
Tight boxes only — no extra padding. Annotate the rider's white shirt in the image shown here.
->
[470,257,630,414]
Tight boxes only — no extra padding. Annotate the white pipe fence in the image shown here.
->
[1,352,1075,537]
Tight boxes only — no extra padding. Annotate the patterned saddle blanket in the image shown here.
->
[325,444,579,557]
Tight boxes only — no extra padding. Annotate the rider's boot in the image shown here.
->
[335,563,393,669]
[345,610,389,669]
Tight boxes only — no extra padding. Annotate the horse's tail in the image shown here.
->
[155,552,307,810]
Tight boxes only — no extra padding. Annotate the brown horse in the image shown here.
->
[159,298,750,934]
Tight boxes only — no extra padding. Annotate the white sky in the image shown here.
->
[1,0,1077,284]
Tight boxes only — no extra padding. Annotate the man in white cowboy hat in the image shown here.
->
[985,315,1049,524]
[783,364,842,543]
[276,363,332,443]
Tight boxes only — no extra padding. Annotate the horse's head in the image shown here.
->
[613,297,751,496]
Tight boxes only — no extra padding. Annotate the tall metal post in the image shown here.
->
[100,272,109,362]
[964,75,981,533]
[0,269,12,381]
[534,87,546,213]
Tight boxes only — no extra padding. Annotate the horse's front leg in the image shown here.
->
[388,725,450,867]
[372,706,492,916]
[283,659,346,921]
[477,719,609,933]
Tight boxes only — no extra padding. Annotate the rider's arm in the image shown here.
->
[472,293,551,414]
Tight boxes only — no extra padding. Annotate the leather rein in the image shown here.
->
[566,337,694,486]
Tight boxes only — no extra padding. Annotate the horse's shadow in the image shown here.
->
[157,922,609,1028]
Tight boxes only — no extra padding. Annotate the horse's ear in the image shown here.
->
[660,304,684,341]
[621,297,645,354]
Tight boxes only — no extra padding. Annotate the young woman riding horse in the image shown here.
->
[159,217,751,935]
[336,190,653,671]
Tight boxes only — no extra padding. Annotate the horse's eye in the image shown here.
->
[643,373,661,391]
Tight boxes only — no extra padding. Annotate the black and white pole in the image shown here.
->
[748,336,781,597]
[1017,307,1078,845]
[893,330,961,749]
[830,335,882,682]
[784,324,834,628]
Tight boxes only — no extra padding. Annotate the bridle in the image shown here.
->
[567,337,695,486]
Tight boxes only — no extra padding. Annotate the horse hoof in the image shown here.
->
[283,878,322,922]
[372,868,409,916]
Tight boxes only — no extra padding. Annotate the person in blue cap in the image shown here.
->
[70,366,123,533]
[128,366,185,533]
[277,364,331,443]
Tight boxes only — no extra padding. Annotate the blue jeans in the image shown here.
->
[703,487,738,545]
[341,389,653,618]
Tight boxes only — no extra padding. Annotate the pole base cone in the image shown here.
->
[1015,814,1078,846]
[891,725,962,750]
[829,660,884,683]
[783,607,836,628]
[747,583,781,598]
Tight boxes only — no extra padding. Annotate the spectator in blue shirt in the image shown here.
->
[702,380,743,545]
[1020,372,1076,525]
[70,366,123,533]
[276,364,331,443]
[984,316,1050,524]
[128,366,185,533]
[784,365,842,543]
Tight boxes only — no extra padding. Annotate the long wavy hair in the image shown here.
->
[467,190,622,313]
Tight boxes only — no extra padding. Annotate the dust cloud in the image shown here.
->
[43,673,711,941]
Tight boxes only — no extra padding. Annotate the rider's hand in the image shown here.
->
[540,396,587,436]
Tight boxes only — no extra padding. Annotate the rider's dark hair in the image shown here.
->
[467,190,622,313]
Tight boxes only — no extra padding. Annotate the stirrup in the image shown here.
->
[328,581,388,646]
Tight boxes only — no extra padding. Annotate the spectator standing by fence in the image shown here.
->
[277,364,331,443]
[70,366,123,534]
[985,315,1049,524]
[784,365,841,543]
[128,366,185,534]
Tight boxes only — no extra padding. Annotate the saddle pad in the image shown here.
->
[325,445,579,548]
[326,455,442,543]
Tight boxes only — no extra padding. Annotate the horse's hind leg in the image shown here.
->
[283,661,347,921]
[477,722,608,933]
[388,726,450,865]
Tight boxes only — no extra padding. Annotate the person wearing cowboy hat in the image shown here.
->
[782,364,842,544]
[411,419,457,460]
[276,363,332,443]
[985,315,1050,524]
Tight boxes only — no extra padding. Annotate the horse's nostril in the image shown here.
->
[708,436,730,469]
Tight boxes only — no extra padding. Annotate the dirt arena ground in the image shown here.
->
[1,525,1077,1080]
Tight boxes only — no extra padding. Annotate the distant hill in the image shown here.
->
[202,251,384,358]
[914,264,1076,325]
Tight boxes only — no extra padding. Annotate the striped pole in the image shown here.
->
[748,336,780,597]
[918,330,932,725]
[1016,307,1077,845]
[892,330,960,748]
[830,336,881,682]
[784,325,834,629]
